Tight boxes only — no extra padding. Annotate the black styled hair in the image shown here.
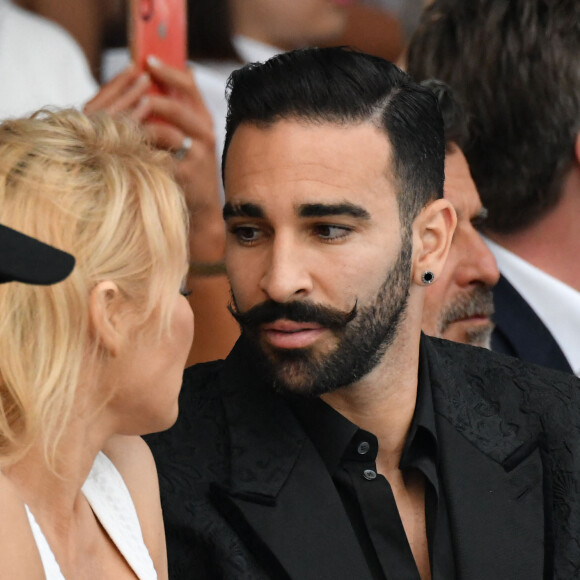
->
[406,0,580,234]
[222,46,444,226]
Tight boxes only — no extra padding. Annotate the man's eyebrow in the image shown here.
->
[223,202,265,220]
[298,203,371,220]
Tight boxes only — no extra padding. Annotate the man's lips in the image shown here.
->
[261,320,326,349]
[450,314,492,325]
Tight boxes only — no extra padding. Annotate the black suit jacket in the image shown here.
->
[492,274,573,374]
[145,335,580,579]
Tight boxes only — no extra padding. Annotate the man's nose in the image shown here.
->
[458,231,500,288]
[259,237,313,303]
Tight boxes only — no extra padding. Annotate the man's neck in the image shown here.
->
[320,330,420,471]
[321,330,431,579]
[487,167,580,291]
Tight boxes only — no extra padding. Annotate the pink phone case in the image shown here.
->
[129,0,187,96]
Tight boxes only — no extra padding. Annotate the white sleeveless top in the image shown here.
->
[25,451,158,579]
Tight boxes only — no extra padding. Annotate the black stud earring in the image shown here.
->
[422,271,435,285]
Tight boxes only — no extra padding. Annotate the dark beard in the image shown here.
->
[229,229,413,396]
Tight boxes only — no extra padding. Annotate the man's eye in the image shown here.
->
[314,224,352,241]
[232,226,262,244]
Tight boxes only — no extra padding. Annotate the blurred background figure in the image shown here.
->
[15,0,123,80]
[228,0,350,51]
[405,0,580,374]
[362,0,425,41]
[0,0,97,118]
[324,0,423,63]
[419,80,499,348]
[0,108,192,578]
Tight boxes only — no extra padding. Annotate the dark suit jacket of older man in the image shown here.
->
[145,334,580,580]
[491,274,573,374]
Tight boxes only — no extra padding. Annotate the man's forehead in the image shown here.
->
[226,118,392,160]
[224,119,396,202]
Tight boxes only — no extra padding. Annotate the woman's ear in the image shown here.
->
[411,198,457,286]
[89,281,130,356]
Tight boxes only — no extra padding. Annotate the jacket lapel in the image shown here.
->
[209,350,372,580]
[492,274,572,373]
[210,337,550,578]
[427,337,546,579]
[437,417,545,579]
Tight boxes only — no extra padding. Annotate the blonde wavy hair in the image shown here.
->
[0,109,189,468]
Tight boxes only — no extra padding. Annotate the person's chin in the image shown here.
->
[441,318,493,349]
[270,363,320,396]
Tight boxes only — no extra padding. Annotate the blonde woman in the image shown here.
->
[0,109,193,579]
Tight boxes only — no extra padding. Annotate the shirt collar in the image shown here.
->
[288,335,438,475]
[288,394,357,475]
[400,336,438,466]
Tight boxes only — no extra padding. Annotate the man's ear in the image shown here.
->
[89,281,130,357]
[411,198,457,286]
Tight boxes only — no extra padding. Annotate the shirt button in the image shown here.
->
[363,469,377,480]
[357,441,370,455]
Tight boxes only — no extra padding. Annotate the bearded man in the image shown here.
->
[405,0,580,374]
[146,48,580,580]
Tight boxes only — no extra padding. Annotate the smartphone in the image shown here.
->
[129,0,187,96]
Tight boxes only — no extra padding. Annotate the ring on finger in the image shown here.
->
[173,136,193,160]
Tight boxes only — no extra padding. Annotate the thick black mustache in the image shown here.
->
[228,299,358,331]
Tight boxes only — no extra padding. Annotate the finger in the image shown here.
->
[106,73,153,115]
[142,123,183,151]
[85,70,152,115]
[129,95,153,122]
[144,95,214,144]
[85,66,140,112]
[146,56,207,110]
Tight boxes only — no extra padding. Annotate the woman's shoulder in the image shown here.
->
[0,471,45,578]
[102,435,168,580]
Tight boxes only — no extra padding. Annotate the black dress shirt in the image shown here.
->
[288,345,455,579]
